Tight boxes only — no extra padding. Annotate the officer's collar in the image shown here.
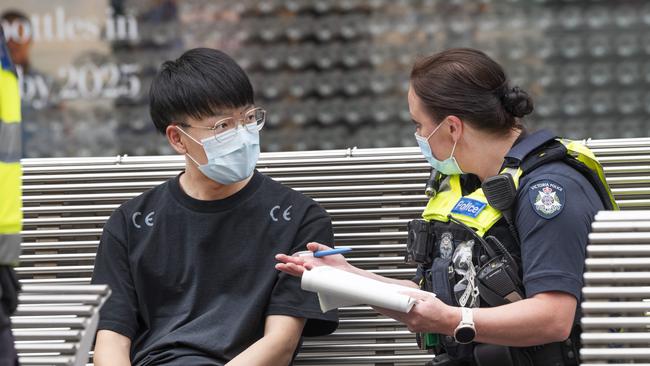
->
[498,128,529,171]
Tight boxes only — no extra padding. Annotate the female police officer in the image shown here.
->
[276,48,616,366]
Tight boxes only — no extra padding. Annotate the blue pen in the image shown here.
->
[313,247,352,258]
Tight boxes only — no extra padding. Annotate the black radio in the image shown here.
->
[476,236,524,307]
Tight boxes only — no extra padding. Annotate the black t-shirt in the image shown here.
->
[91,170,338,365]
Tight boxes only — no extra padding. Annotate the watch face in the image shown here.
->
[455,326,476,344]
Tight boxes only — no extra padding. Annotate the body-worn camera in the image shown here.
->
[406,219,435,266]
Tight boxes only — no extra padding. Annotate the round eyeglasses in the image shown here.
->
[178,107,266,142]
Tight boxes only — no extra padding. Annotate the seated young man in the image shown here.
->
[91,48,338,366]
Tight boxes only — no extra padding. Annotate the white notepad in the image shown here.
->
[301,266,436,313]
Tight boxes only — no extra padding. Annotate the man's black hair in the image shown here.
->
[149,47,254,134]
[1,10,30,23]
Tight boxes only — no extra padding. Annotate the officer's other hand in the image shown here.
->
[374,290,457,335]
[275,242,350,278]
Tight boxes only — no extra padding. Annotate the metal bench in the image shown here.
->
[13,284,110,366]
[581,210,650,365]
[16,137,650,365]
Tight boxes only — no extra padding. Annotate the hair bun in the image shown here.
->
[502,86,534,118]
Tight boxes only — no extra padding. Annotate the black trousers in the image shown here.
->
[0,266,19,366]
[0,321,17,366]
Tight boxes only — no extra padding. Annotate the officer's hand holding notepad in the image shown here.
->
[301,266,436,313]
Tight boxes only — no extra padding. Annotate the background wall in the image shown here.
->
[2,0,649,157]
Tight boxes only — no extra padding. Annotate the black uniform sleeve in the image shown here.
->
[515,172,602,300]
[91,209,139,339]
[266,203,338,337]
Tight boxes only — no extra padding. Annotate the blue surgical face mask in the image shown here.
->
[178,124,260,185]
[414,121,464,175]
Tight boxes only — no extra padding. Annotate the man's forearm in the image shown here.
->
[227,315,305,366]
[225,334,295,366]
[94,330,131,366]
[94,352,130,366]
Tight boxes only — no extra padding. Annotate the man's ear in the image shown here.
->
[445,115,463,142]
[166,125,187,155]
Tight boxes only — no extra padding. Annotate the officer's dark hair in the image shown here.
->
[410,48,533,134]
[149,47,254,134]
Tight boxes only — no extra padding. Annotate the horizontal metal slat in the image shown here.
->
[591,222,650,232]
[21,241,99,250]
[587,245,650,256]
[582,317,650,329]
[595,211,650,221]
[338,318,401,328]
[11,317,88,329]
[584,271,650,284]
[15,343,77,354]
[20,253,96,263]
[589,232,650,244]
[16,266,95,275]
[300,342,419,352]
[20,229,102,238]
[618,199,650,209]
[18,356,76,366]
[23,217,110,226]
[311,330,415,341]
[583,286,650,298]
[15,305,94,317]
[582,332,650,344]
[23,205,119,214]
[585,258,650,269]
[20,285,109,295]
[18,294,101,305]
[582,301,650,313]
[19,278,92,285]
[13,330,82,342]
[580,347,650,360]
[294,354,434,365]
[335,232,407,241]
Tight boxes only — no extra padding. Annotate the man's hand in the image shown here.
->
[275,242,351,277]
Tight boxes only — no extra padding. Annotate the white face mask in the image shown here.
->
[414,121,464,175]
[178,123,260,184]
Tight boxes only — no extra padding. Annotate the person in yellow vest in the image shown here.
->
[276,48,616,366]
[0,26,22,364]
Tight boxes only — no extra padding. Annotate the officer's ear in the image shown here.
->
[166,124,188,155]
[445,115,463,142]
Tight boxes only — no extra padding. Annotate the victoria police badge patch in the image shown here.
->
[528,179,565,219]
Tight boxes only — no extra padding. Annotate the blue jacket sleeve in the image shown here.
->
[514,169,603,300]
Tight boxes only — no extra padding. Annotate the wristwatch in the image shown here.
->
[453,307,476,344]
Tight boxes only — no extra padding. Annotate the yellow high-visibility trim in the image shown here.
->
[562,139,619,210]
[420,138,616,238]
[422,175,462,223]
[0,69,21,123]
[0,162,22,234]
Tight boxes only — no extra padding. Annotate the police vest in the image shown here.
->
[421,130,617,237]
[416,130,617,363]
[0,30,23,266]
